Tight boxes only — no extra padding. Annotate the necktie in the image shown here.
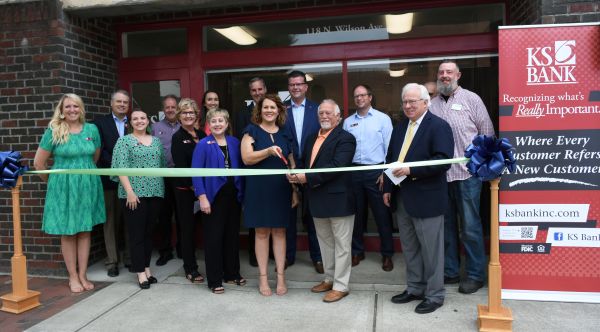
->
[397,121,416,163]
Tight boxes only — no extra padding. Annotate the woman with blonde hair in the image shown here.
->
[171,98,206,284]
[34,93,106,293]
[192,108,245,294]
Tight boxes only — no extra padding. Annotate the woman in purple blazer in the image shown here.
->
[192,108,245,294]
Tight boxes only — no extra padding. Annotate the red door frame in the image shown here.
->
[115,0,506,250]
[116,0,506,114]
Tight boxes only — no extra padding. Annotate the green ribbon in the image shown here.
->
[27,157,469,177]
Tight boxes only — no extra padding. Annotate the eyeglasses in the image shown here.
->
[402,99,423,106]
[181,111,196,117]
[353,93,371,99]
[288,83,307,88]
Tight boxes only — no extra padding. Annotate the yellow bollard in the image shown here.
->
[1,177,41,314]
[477,178,513,331]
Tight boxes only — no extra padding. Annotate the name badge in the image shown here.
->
[350,123,359,127]
[451,103,462,111]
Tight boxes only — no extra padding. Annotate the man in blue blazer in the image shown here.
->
[284,70,323,273]
[288,99,356,302]
[383,83,454,314]
[94,89,130,277]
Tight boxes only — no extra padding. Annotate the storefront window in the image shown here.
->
[347,54,499,130]
[122,29,187,58]
[206,62,343,129]
[203,3,504,51]
[131,80,181,123]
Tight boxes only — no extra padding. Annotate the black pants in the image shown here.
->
[156,178,180,255]
[351,169,394,257]
[203,181,242,288]
[174,188,199,274]
[122,197,161,273]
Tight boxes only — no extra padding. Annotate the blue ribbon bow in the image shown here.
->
[0,151,29,188]
[464,135,516,182]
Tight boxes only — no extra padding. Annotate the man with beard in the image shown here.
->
[288,99,356,302]
[151,95,181,266]
[429,60,494,294]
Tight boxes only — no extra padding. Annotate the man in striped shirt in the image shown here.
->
[429,60,495,295]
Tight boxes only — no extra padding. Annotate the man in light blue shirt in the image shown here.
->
[343,84,395,272]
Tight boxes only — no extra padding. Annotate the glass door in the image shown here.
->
[206,62,344,133]
[119,68,190,123]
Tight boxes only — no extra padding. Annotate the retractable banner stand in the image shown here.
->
[498,23,600,302]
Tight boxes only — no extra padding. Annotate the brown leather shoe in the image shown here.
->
[323,290,349,303]
[382,256,393,272]
[351,253,365,267]
[311,281,333,293]
[314,261,324,274]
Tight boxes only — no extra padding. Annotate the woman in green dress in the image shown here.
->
[33,93,106,293]
[112,110,165,289]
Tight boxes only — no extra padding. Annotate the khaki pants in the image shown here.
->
[313,215,354,292]
[103,189,128,268]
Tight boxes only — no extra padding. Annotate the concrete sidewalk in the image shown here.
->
[28,251,600,332]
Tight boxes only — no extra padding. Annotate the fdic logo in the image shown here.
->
[526,40,576,85]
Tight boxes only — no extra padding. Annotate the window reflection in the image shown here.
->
[131,80,181,123]
[123,29,187,58]
[347,55,499,131]
[204,3,504,51]
[206,62,343,135]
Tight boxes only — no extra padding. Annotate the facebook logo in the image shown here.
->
[554,232,564,241]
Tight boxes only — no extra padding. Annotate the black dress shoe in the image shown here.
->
[138,280,150,289]
[444,275,460,284]
[107,266,119,277]
[156,252,174,266]
[458,278,484,294]
[391,290,423,304]
[147,276,158,284]
[415,299,443,314]
[314,261,324,274]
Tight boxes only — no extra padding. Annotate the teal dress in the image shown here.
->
[39,123,106,235]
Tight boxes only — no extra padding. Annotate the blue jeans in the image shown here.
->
[444,176,486,282]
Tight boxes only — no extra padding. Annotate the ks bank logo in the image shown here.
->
[526,40,577,85]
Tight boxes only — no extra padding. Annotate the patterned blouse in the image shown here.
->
[111,134,166,199]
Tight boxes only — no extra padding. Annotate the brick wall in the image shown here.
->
[0,0,117,276]
[540,0,599,24]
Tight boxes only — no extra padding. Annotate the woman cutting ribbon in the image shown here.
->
[241,94,298,296]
